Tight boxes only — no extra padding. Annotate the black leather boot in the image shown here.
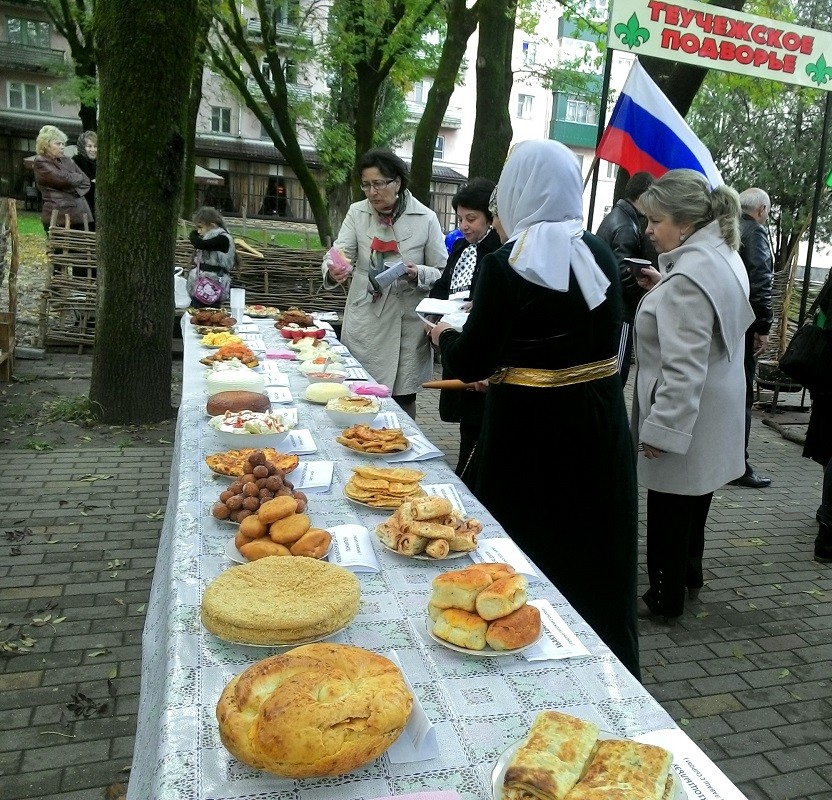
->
[814,523,832,564]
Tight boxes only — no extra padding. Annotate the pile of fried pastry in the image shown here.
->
[376,496,482,559]
[429,562,541,651]
[503,709,675,800]
[344,466,425,508]
[338,424,409,454]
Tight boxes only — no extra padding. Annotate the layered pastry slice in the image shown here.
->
[503,710,600,800]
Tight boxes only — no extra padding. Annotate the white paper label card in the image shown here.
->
[371,412,400,430]
[373,260,407,290]
[470,539,539,579]
[384,650,438,763]
[234,323,259,333]
[275,407,298,426]
[344,367,370,380]
[635,729,748,800]
[284,429,317,454]
[415,297,467,316]
[312,311,339,321]
[266,386,293,403]
[523,599,591,662]
[264,372,290,388]
[342,357,361,368]
[329,524,380,572]
[239,333,265,347]
[423,484,466,515]
[290,461,334,491]
[385,434,443,462]
[330,344,350,354]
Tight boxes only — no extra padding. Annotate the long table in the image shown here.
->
[128,315,742,800]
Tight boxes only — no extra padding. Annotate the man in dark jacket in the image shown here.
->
[595,171,657,384]
[730,187,774,488]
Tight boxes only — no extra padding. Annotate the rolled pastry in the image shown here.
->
[425,538,450,559]
[447,530,478,552]
[397,533,428,556]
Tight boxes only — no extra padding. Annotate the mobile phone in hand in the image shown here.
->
[624,257,652,278]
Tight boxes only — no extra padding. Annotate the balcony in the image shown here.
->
[0,41,65,73]
[549,118,597,149]
[405,100,462,130]
[245,77,312,103]
[245,17,313,46]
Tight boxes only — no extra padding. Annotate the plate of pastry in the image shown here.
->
[224,537,332,564]
[425,618,542,657]
[490,709,684,800]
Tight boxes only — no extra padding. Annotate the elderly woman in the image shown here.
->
[429,177,501,486]
[72,130,97,225]
[430,140,640,677]
[323,149,447,418]
[633,170,754,621]
[32,125,92,233]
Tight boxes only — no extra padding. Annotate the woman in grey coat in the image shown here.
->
[323,149,447,418]
[632,170,754,620]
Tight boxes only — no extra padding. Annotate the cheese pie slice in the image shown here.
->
[562,739,673,800]
[503,710,600,800]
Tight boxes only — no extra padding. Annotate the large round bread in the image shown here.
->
[201,556,360,644]
[217,643,413,777]
[206,389,270,416]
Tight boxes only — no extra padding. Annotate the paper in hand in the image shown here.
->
[372,260,408,291]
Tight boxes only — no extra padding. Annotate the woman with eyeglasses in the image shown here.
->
[322,149,447,418]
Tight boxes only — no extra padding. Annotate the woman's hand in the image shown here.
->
[404,262,418,282]
[637,266,662,290]
[470,379,489,393]
[429,321,452,346]
[326,260,351,285]
[641,444,664,459]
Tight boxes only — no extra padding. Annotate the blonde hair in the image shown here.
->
[639,169,741,250]
[35,125,67,156]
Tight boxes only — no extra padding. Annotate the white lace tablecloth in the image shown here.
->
[127,317,683,800]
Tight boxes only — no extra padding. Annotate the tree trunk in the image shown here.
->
[468,0,517,182]
[354,66,384,170]
[183,14,212,218]
[410,0,479,203]
[90,0,199,424]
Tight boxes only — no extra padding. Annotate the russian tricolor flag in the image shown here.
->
[597,60,722,188]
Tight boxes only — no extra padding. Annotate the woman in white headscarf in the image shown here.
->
[430,140,640,678]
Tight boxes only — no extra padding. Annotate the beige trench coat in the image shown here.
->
[632,222,754,496]
[322,193,447,394]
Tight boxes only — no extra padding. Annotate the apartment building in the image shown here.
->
[0,0,625,229]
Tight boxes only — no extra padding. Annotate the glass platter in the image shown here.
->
[490,735,685,800]
[425,617,543,657]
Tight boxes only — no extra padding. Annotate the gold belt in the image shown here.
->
[489,357,617,388]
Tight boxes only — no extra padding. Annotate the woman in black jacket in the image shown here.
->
[429,178,501,488]
[72,131,97,228]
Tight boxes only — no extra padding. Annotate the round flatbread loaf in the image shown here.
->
[217,643,413,777]
[201,556,360,644]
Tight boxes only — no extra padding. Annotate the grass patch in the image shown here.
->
[16,210,46,237]
[4,403,32,422]
[41,395,98,425]
[26,439,53,452]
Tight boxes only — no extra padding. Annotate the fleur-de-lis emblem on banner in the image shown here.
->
[614,13,650,49]
[806,54,832,86]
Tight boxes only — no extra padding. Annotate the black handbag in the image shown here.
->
[779,282,832,390]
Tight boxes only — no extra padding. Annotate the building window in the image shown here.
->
[7,18,50,48]
[408,80,426,104]
[517,94,533,119]
[8,82,51,112]
[434,135,445,160]
[565,97,597,125]
[606,162,617,179]
[522,41,537,64]
[211,106,232,134]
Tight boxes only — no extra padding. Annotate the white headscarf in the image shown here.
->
[498,140,610,310]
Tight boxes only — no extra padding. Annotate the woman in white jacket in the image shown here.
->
[323,149,447,418]
[632,170,754,621]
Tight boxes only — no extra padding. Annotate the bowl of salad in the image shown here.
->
[208,410,294,447]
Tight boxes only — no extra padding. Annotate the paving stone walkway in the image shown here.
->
[1,356,830,800]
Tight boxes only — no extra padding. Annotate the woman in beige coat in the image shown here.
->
[632,170,754,620]
[323,149,447,418]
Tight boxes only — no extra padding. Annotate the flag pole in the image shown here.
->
[586,48,614,230]
[797,89,832,326]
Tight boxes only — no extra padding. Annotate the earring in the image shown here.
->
[679,232,687,242]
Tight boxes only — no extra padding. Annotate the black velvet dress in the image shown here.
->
[440,233,640,678]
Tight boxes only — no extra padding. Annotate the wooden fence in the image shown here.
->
[40,227,342,352]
